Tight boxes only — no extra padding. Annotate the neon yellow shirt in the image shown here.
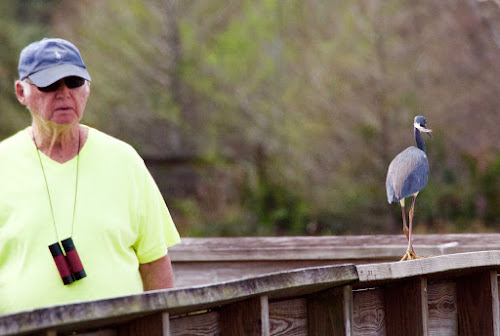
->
[0,127,180,315]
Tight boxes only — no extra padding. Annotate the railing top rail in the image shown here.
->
[0,264,357,335]
[170,234,500,261]
[356,250,500,286]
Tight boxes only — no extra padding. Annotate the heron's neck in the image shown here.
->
[414,128,426,153]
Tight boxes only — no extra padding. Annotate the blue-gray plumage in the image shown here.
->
[386,115,432,261]
[386,147,429,203]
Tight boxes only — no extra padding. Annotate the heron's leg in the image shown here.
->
[400,199,411,261]
[401,204,409,240]
[407,194,419,259]
[399,198,409,238]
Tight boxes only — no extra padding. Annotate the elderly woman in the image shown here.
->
[0,38,180,314]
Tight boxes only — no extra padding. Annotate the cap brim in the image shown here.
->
[28,64,91,87]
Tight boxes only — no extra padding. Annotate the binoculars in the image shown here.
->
[49,238,86,285]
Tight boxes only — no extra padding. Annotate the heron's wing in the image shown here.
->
[386,146,429,203]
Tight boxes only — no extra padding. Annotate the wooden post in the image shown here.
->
[268,298,307,335]
[219,296,270,336]
[118,312,169,336]
[307,285,353,336]
[427,281,457,335]
[384,277,428,336]
[456,270,500,336]
[352,288,386,335]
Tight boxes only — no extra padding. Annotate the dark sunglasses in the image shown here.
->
[26,76,86,93]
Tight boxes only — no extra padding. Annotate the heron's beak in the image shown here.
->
[415,122,433,138]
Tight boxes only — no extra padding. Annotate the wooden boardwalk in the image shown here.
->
[1,234,500,335]
[170,234,500,286]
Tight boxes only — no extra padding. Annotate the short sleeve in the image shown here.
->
[132,160,180,264]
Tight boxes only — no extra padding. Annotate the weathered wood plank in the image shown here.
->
[268,298,307,336]
[427,282,457,336]
[71,329,117,336]
[384,277,428,336]
[173,260,355,287]
[494,272,500,336]
[118,312,169,336]
[456,270,500,336]
[169,311,219,336]
[307,285,353,336]
[169,234,500,262]
[172,235,500,286]
[352,288,386,336]
[219,296,269,336]
[0,264,357,336]
[357,251,500,286]
[261,296,270,336]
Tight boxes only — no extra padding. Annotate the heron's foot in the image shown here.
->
[400,248,421,261]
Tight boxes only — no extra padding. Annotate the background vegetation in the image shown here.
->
[2,0,500,237]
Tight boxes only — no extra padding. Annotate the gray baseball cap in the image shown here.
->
[18,38,91,87]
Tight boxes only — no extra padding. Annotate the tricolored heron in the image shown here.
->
[386,116,432,261]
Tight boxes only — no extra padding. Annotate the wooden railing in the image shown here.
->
[1,234,500,335]
[170,234,500,287]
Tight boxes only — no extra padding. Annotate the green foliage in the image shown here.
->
[242,170,309,236]
[477,154,500,225]
[0,0,59,139]
[2,0,500,237]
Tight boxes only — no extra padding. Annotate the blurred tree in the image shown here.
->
[0,0,60,139]
[2,0,500,236]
